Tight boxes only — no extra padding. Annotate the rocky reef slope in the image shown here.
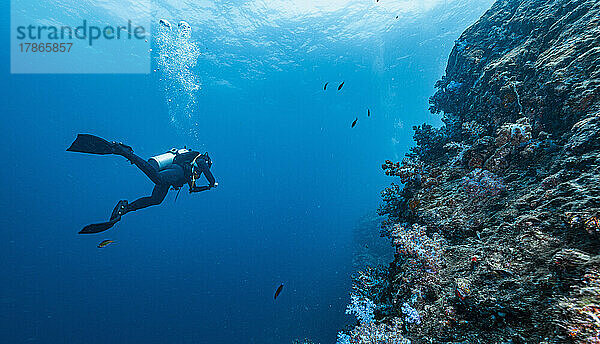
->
[340,0,600,343]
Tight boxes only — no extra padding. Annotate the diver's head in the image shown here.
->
[193,152,212,172]
[202,152,212,169]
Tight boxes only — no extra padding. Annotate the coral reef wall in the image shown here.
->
[341,0,600,343]
[352,215,395,270]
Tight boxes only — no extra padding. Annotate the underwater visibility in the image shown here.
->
[2,0,600,343]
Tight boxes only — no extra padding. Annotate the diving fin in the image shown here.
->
[79,200,127,234]
[79,219,119,234]
[67,134,115,155]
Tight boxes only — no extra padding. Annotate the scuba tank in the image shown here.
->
[148,148,190,171]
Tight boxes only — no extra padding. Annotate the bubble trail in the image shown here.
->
[155,19,202,137]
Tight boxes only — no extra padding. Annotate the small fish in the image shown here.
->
[97,240,114,248]
[368,109,370,117]
[337,82,344,90]
[351,118,358,128]
[323,82,329,90]
[274,283,284,300]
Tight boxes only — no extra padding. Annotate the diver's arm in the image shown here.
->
[196,158,216,187]
[190,185,211,193]
[188,159,216,193]
[189,184,211,193]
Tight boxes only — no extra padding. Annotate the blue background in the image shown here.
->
[0,1,492,343]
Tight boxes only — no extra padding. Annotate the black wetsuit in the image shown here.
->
[120,149,215,213]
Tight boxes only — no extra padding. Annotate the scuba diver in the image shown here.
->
[67,134,217,234]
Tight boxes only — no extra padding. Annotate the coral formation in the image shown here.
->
[341,0,600,342]
[336,320,410,344]
[346,295,376,325]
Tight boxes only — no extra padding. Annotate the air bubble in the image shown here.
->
[155,19,202,134]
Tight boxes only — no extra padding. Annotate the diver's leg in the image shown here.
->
[109,184,169,221]
[112,144,162,185]
[125,184,170,213]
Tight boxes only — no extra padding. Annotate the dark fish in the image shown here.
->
[368,109,370,117]
[351,118,358,128]
[324,82,329,90]
[274,283,284,300]
[97,240,114,248]
[338,82,344,90]
[396,15,399,19]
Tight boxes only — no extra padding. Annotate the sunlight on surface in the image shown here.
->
[145,0,493,81]
[246,0,448,17]
[154,0,455,31]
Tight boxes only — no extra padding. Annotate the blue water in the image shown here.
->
[0,1,492,343]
